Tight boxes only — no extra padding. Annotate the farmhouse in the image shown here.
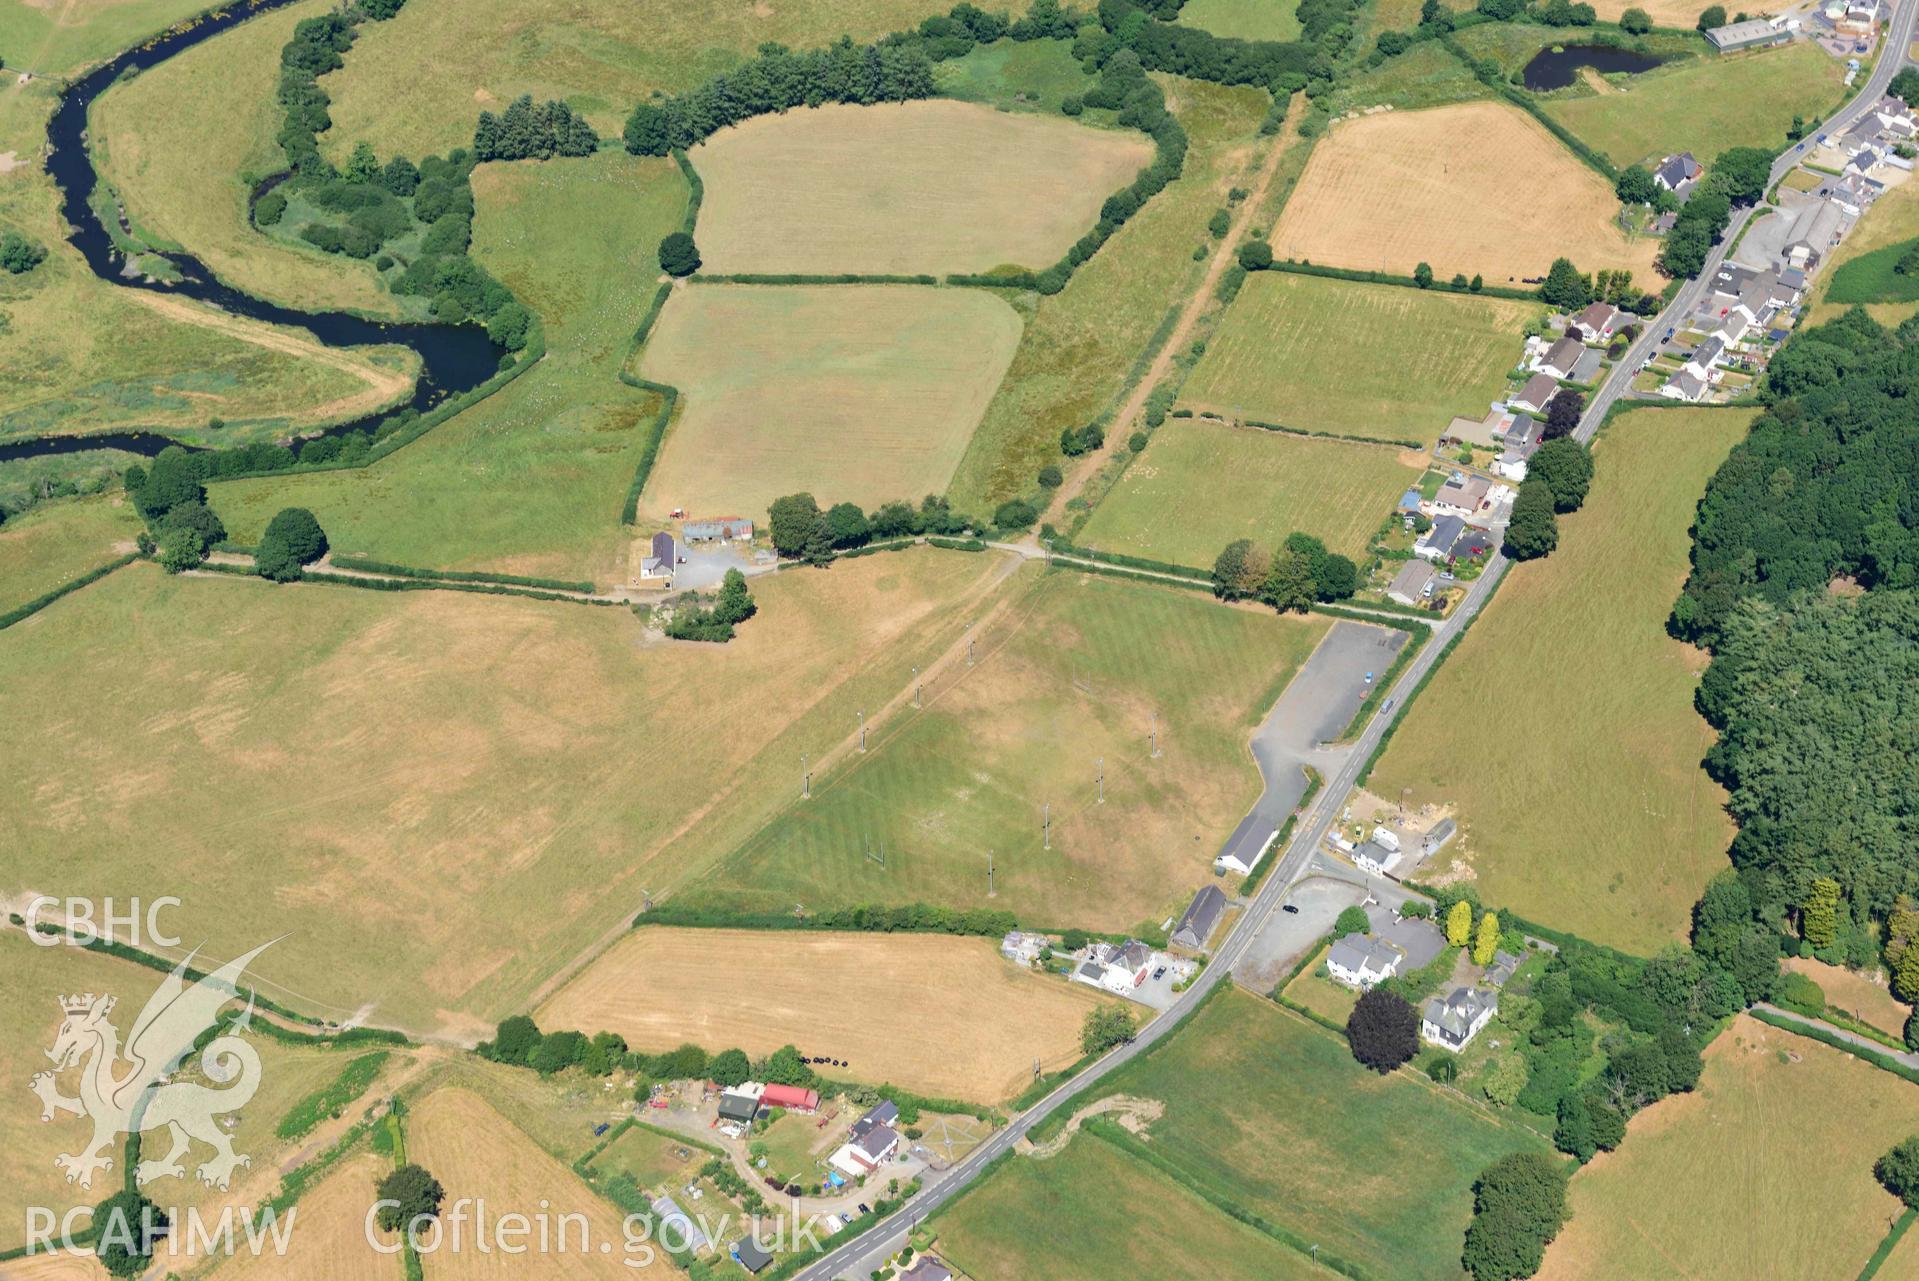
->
[829,1101,902,1178]
[761,1084,820,1112]
[1074,939,1154,994]
[1653,152,1702,194]
[1510,372,1559,415]
[1171,885,1227,953]
[1326,933,1403,989]
[1703,18,1789,51]
[1421,986,1499,1050]
[683,516,754,542]
[641,530,676,583]
[1386,559,1439,607]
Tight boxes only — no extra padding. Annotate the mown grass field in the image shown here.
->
[1538,1015,1919,1281]
[634,283,1022,522]
[1082,991,1548,1281]
[0,496,140,616]
[0,0,215,76]
[590,1123,703,1192]
[949,77,1271,513]
[1370,407,1746,954]
[541,928,1108,1102]
[1816,176,1919,320]
[690,101,1152,276]
[409,1087,680,1281]
[1178,0,1304,43]
[319,0,953,162]
[1273,101,1662,286]
[215,152,687,586]
[1782,957,1908,1039]
[687,569,1327,933]
[0,549,1014,1037]
[211,1152,401,1281]
[1078,421,1423,566]
[89,0,398,315]
[1177,272,1540,441]
[936,35,1102,113]
[1338,36,1486,113]
[1545,43,1843,171]
[935,1132,1337,1281]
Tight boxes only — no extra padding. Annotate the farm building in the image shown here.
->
[1421,818,1457,856]
[684,516,754,542]
[1783,198,1846,268]
[1386,560,1438,607]
[1171,885,1227,953]
[641,530,676,582]
[1422,987,1499,1050]
[761,1084,821,1112]
[718,1084,763,1123]
[1214,812,1278,875]
[1703,18,1789,51]
[732,1238,774,1273]
[1326,933,1403,989]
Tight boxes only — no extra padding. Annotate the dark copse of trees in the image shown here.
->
[1060,420,1106,456]
[1082,1003,1139,1055]
[767,492,976,564]
[1346,987,1418,1073]
[374,1164,444,1233]
[91,1191,167,1278]
[1527,437,1593,513]
[1461,1152,1568,1281]
[276,13,357,175]
[658,231,700,277]
[1656,146,1768,280]
[1502,477,1558,561]
[1091,0,1316,85]
[664,569,756,641]
[1211,532,1359,611]
[474,95,600,162]
[0,231,47,274]
[255,507,329,581]
[1893,66,1919,109]
[1878,1136,1919,1209]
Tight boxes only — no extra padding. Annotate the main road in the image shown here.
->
[793,15,1918,1275]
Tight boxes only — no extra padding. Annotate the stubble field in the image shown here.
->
[634,283,1022,521]
[688,100,1153,276]
[1271,101,1662,286]
[1077,420,1424,566]
[1538,1015,1919,1281]
[0,548,1017,1037]
[1176,271,1540,441]
[541,928,1111,1103]
[1368,407,1746,954]
[685,570,1328,934]
[209,1153,401,1281]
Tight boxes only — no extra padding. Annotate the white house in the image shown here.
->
[1421,987,1499,1050]
[1326,933,1403,989]
[1072,939,1153,995]
[1533,336,1586,381]
[1414,515,1466,563]
[1660,370,1708,403]
[1491,449,1529,482]
[1683,335,1726,382]
[1353,839,1402,876]
[1572,301,1625,340]
[829,1102,902,1178]
[640,530,676,584]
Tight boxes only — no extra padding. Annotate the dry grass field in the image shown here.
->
[409,1088,680,1281]
[1538,1015,1919,1281]
[0,550,1016,1037]
[634,284,1021,521]
[1177,272,1541,440]
[320,0,950,161]
[1272,101,1661,286]
[690,101,1152,275]
[0,497,140,616]
[0,1253,107,1281]
[542,928,1110,1103]
[688,569,1328,935]
[1784,957,1908,1038]
[1078,421,1424,565]
[89,0,397,315]
[209,1153,401,1281]
[1369,408,1745,954]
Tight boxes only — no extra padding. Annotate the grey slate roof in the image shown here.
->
[1326,932,1400,977]
[1423,987,1497,1043]
[733,1238,774,1272]
[1172,884,1227,950]
[1387,559,1437,602]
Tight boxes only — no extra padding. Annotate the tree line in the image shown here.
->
[766,493,984,564]
[121,447,329,580]
[1211,532,1360,611]
[474,94,599,162]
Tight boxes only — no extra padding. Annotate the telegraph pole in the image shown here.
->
[1150,712,1160,758]
[988,850,996,897]
[801,753,810,800]
[1043,802,1050,850]
[1097,757,1105,805]
[858,710,867,752]
[968,632,975,667]
[913,665,921,709]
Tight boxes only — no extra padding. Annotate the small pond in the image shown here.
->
[1521,43,1667,92]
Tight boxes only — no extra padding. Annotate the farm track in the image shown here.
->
[1042,113,1299,526]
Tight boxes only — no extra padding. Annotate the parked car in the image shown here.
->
[1282,903,1300,915]
[1152,966,1167,979]
[858,1203,872,1216]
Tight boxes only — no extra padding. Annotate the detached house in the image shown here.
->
[1534,336,1586,381]
[1074,939,1153,995]
[1432,475,1492,519]
[1326,933,1403,989]
[1385,559,1438,607]
[1572,301,1625,340]
[1171,885,1227,953]
[1510,373,1559,415]
[1653,151,1702,194]
[829,1102,902,1179]
[1422,987,1499,1050]
[641,530,676,584]
[1660,370,1708,403]
[1683,336,1725,382]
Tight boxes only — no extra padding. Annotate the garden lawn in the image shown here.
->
[935,1130,1336,1281]
[1545,43,1844,171]
[1280,944,1361,1024]
[1177,0,1304,42]
[0,547,1016,1039]
[1538,1014,1919,1281]
[685,569,1327,934]
[589,1123,704,1192]
[1177,272,1541,442]
[213,152,688,586]
[947,77,1271,513]
[688,100,1153,276]
[633,283,1022,522]
[1081,990,1548,1281]
[1370,407,1746,954]
[0,496,140,618]
[1078,420,1424,566]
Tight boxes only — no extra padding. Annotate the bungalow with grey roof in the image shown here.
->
[1660,370,1708,403]
[1386,559,1439,606]
[1653,151,1702,193]
[1533,336,1586,381]
[1414,515,1465,563]
[1499,414,1543,451]
[1510,372,1559,415]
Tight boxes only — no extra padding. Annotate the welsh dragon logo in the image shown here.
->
[30,941,275,1192]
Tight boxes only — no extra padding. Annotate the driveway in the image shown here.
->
[674,540,766,591]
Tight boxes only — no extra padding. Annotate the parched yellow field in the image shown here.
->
[1273,101,1661,286]
[0,1252,107,1281]
[690,101,1153,275]
[0,0,214,76]
[0,549,1017,1037]
[1370,408,1746,954]
[209,1153,400,1281]
[1539,1015,1919,1281]
[541,927,1110,1103]
[408,1087,679,1281]
[1784,957,1909,1038]
[0,496,140,617]
[636,284,1022,520]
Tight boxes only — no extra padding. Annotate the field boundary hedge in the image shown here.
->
[699,272,943,286]
[632,901,1017,937]
[327,556,593,593]
[0,552,139,630]
[13,919,329,1026]
[1222,411,1427,450]
[1265,257,1540,303]
[1043,556,1212,594]
[1859,1208,1919,1281]
[1751,1006,1919,1087]
[1046,538,1211,583]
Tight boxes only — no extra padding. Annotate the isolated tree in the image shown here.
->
[1237,239,1273,271]
[994,498,1038,532]
[1262,549,1317,614]
[1528,437,1594,512]
[658,231,701,277]
[1881,1139,1919,1209]
[1081,1003,1138,1055]
[1207,208,1231,237]
[375,1164,445,1233]
[255,507,328,582]
[1543,390,1584,440]
[1619,5,1652,31]
[1696,3,1726,28]
[345,140,381,184]
[1801,877,1841,950]
[1347,988,1419,1074]
[1474,911,1501,965]
[1037,464,1063,489]
[714,569,755,626]
[1615,164,1657,206]
[767,493,825,559]
[709,1048,751,1087]
[1447,900,1474,947]
[1504,478,1559,560]
[1336,905,1372,936]
[91,1191,167,1278]
[1470,273,1484,292]
[1538,257,1592,310]
[1414,261,1435,289]
[0,231,47,275]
